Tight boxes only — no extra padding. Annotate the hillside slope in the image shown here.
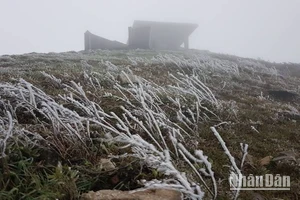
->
[0,50,299,199]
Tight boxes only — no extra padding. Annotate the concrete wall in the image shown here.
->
[128,26,189,50]
[128,27,151,49]
[84,31,127,50]
[131,21,197,50]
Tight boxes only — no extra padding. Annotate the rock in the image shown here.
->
[259,156,273,166]
[268,90,298,101]
[81,189,182,200]
[281,112,300,120]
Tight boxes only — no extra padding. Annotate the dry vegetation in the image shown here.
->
[0,49,300,199]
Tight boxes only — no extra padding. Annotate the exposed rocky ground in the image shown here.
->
[0,49,299,199]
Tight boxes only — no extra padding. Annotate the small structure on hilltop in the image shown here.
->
[128,20,198,50]
[84,31,127,50]
[84,20,198,51]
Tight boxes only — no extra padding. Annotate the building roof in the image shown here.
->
[133,20,198,34]
[132,20,198,36]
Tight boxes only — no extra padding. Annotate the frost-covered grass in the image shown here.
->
[0,50,300,199]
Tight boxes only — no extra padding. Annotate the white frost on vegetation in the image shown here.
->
[0,51,264,199]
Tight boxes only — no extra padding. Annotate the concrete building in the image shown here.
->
[84,20,198,51]
[128,20,198,50]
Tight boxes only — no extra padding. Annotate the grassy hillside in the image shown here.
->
[0,49,299,199]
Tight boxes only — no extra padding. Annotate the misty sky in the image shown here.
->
[1,0,299,63]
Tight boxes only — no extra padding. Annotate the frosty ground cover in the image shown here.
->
[0,49,299,199]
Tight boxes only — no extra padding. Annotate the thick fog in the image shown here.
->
[1,0,299,63]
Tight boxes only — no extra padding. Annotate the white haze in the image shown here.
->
[0,0,299,63]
